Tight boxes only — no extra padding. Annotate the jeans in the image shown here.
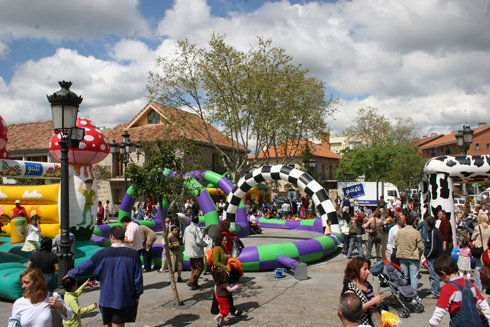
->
[142,248,152,271]
[474,257,483,291]
[342,234,350,255]
[366,236,381,260]
[347,235,363,258]
[399,259,420,297]
[427,258,441,297]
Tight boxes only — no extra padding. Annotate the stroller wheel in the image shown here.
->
[413,303,425,313]
[398,307,410,318]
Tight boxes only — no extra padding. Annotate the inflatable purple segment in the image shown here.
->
[187,170,205,180]
[235,207,249,237]
[284,219,301,229]
[217,175,233,194]
[294,239,323,257]
[259,259,286,271]
[90,235,106,246]
[120,192,135,212]
[277,255,298,270]
[96,224,111,238]
[196,190,216,213]
[237,246,260,263]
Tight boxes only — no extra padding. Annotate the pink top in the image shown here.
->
[458,247,471,257]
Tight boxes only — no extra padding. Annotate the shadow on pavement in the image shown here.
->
[156,313,200,326]
[144,281,170,290]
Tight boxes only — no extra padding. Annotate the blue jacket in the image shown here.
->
[68,244,143,309]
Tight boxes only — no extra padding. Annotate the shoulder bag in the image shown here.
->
[471,226,484,259]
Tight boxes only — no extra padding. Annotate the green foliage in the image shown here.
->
[126,139,203,206]
[93,165,111,181]
[337,107,424,188]
[147,34,336,182]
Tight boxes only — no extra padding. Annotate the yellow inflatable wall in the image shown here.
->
[0,184,60,238]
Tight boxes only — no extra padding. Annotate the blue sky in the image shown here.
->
[0,0,489,137]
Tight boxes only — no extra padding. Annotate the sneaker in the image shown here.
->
[431,295,439,299]
[177,277,184,283]
[411,299,418,305]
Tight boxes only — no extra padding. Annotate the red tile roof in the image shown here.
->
[106,102,247,152]
[415,134,443,147]
[7,120,53,152]
[249,139,341,160]
[419,124,490,149]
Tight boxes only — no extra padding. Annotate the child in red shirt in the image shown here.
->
[428,256,490,326]
[213,268,239,326]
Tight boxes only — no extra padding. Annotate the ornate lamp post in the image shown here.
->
[110,131,141,191]
[455,124,474,197]
[308,158,317,217]
[47,81,84,287]
[455,125,474,155]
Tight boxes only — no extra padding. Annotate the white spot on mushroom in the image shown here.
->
[85,128,91,132]
[100,144,106,150]
[55,142,59,146]
[57,134,61,139]
[103,138,108,143]
[79,142,87,149]
[80,120,87,125]
[84,135,94,142]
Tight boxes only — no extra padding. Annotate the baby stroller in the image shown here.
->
[371,259,425,318]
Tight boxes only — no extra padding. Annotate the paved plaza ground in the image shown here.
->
[1,227,455,326]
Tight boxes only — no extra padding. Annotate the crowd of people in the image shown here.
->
[337,194,490,327]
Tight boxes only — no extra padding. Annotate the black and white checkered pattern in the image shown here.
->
[224,165,338,226]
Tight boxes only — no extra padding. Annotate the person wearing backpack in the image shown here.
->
[428,256,490,327]
[364,210,383,261]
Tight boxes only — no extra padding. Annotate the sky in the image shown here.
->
[0,0,489,139]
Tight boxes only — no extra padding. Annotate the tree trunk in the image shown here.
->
[161,200,181,306]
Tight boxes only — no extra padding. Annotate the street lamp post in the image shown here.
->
[47,81,84,287]
[308,158,317,217]
[456,124,474,155]
[110,132,141,191]
[455,124,474,197]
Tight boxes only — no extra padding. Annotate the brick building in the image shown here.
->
[249,134,341,194]
[101,101,248,205]
[418,124,490,159]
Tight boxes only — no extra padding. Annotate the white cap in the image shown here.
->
[15,200,21,204]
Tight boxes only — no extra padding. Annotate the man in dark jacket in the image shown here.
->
[438,210,453,256]
[67,226,143,326]
[425,216,444,299]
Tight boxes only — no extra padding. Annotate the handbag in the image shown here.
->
[471,226,484,259]
[480,265,490,288]
[49,293,63,327]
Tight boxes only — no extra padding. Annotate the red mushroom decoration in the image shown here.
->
[0,115,9,159]
[49,118,109,178]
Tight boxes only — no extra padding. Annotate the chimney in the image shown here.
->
[321,133,330,150]
[478,122,487,127]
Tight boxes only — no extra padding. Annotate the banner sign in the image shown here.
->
[343,183,365,198]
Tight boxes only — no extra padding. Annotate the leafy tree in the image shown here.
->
[337,108,424,188]
[93,165,111,181]
[126,139,202,306]
[147,34,336,182]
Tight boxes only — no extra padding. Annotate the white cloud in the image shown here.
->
[0,0,151,42]
[0,191,7,199]
[1,0,489,140]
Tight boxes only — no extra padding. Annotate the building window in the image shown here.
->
[446,146,451,154]
[329,165,333,180]
[475,143,480,151]
[487,143,490,150]
[147,110,160,124]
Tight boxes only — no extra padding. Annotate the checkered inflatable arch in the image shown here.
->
[224,165,338,228]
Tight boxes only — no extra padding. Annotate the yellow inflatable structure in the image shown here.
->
[0,184,60,238]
